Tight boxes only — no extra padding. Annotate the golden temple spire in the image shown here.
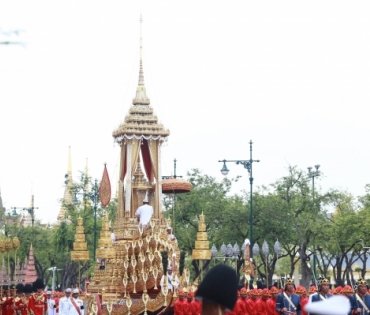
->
[139,14,144,85]
[68,146,72,176]
[57,147,73,222]
[85,158,89,192]
[133,14,150,105]
[84,158,91,206]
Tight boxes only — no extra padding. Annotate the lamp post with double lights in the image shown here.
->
[218,140,260,257]
[307,164,321,282]
[73,178,100,261]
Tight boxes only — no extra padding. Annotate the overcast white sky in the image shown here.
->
[0,0,369,223]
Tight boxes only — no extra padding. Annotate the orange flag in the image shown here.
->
[99,164,111,207]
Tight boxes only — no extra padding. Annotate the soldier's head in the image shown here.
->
[46,291,52,298]
[341,285,354,298]
[196,264,238,315]
[270,286,279,300]
[304,295,350,315]
[262,288,270,301]
[187,291,194,302]
[33,278,44,294]
[72,288,79,298]
[318,278,330,294]
[240,288,248,299]
[24,284,33,297]
[65,288,72,297]
[178,290,185,301]
[284,278,295,293]
[296,285,307,298]
[16,284,24,296]
[167,266,172,276]
[357,278,368,295]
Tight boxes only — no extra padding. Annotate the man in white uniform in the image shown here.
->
[69,289,84,315]
[160,266,179,292]
[59,288,71,315]
[135,195,153,227]
[46,291,56,315]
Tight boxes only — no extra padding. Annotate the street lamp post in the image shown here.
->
[219,140,260,256]
[48,267,61,291]
[73,179,99,262]
[307,164,320,282]
[11,195,39,228]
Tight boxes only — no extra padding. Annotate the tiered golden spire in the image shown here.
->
[192,212,212,260]
[70,217,89,261]
[96,213,116,259]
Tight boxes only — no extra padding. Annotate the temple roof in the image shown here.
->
[112,17,169,144]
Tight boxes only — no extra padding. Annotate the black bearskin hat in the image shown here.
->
[16,283,24,293]
[33,278,45,290]
[24,284,33,294]
[196,264,238,311]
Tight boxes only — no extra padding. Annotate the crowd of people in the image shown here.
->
[192,265,353,315]
[0,279,84,315]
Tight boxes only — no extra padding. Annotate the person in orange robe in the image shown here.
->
[29,279,46,315]
[245,289,257,315]
[174,290,186,315]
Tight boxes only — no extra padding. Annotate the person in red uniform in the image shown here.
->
[1,285,13,315]
[245,289,257,315]
[15,284,29,315]
[14,284,24,315]
[184,292,195,315]
[191,290,201,315]
[266,287,278,315]
[341,285,354,299]
[30,279,46,315]
[233,288,247,315]
[255,288,269,315]
[174,289,186,315]
[334,286,342,295]
[6,284,17,315]
[296,286,308,315]
[195,264,239,315]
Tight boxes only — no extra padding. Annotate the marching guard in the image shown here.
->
[46,291,56,315]
[350,278,370,315]
[69,289,84,315]
[276,278,301,315]
[310,278,332,302]
[16,284,31,315]
[29,279,46,315]
[59,288,72,315]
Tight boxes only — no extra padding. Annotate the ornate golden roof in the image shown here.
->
[112,20,169,143]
